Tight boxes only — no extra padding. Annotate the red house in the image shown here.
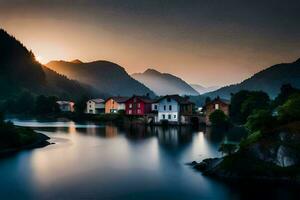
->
[125,96,154,116]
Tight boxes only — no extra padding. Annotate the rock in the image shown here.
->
[276,145,298,167]
[193,162,207,171]
[186,161,198,166]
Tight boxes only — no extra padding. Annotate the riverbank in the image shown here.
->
[0,119,51,157]
[0,132,50,156]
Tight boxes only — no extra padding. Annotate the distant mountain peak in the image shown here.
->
[71,59,83,64]
[132,68,199,96]
[144,68,161,75]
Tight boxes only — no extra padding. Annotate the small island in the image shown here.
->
[191,85,300,184]
[0,114,50,156]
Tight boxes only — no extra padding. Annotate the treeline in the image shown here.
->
[208,84,300,130]
[0,91,61,115]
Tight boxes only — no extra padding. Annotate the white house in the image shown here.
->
[56,101,75,112]
[151,102,159,111]
[155,95,194,124]
[86,98,105,114]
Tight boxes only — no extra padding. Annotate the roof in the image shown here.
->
[204,97,230,108]
[125,95,156,104]
[105,96,129,103]
[89,98,105,103]
[56,101,74,105]
[156,95,194,105]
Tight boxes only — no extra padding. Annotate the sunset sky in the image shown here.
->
[1,0,300,87]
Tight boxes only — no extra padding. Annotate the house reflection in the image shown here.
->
[155,126,194,147]
[105,124,118,138]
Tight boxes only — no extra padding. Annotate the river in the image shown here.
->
[0,118,298,200]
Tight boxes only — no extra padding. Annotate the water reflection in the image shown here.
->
[1,118,292,200]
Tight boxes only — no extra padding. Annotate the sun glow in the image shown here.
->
[35,55,43,63]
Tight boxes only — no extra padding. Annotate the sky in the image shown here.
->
[0,0,300,87]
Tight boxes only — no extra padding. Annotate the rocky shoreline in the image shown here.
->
[189,156,300,184]
[0,132,51,157]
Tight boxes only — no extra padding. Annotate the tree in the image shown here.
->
[230,90,251,124]
[15,91,35,114]
[230,90,270,124]
[75,95,89,115]
[209,110,230,128]
[245,109,276,133]
[218,143,237,156]
[35,95,59,115]
[278,94,300,123]
[240,91,270,120]
[273,84,300,108]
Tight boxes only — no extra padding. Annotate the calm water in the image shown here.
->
[0,119,298,200]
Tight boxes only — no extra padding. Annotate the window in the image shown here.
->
[162,114,165,119]
[137,109,141,114]
[215,104,219,110]
[174,115,176,119]
[168,114,171,119]
[128,110,132,114]
[129,103,132,108]
[169,105,172,111]
[164,105,166,110]
[137,103,140,108]
[167,98,171,102]
[154,105,157,110]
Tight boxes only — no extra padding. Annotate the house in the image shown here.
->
[105,96,129,114]
[125,96,154,116]
[203,97,230,125]
[86,98,105,114]
[155,95,194,124]
[56,101,75,112]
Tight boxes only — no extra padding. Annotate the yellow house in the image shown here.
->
[105,97,128,114]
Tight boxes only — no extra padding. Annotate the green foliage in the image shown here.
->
[218,143,237,155]
[239,131,262,149]
[278,94,300,123]
[230,90,270,124]
[245,109,276,133]
[273,84,300,108]
[209,110,230,128]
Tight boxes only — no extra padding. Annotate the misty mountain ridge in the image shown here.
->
[205,58,300,99]
[46,60,155,97]
[190,84,220,94]
[132,68,199,96]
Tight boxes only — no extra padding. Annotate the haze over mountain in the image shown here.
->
[132,69,199,96]
[46,60,155,97]
[0,29,94,100]
[205,58,300,99]
[190,84,220,95]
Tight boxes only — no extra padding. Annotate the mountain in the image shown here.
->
[190,84,220,94]
[205,58,300,99]
[46,60,155,97]
[131,69,199,96]
[0,29,94,100]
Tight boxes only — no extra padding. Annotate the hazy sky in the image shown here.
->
[1,0,300,87]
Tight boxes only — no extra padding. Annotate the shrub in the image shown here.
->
[209,110,230,128]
